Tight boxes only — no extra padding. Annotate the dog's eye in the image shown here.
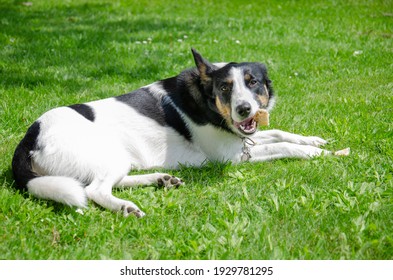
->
[249,79,258,87]
[220,85,230,92]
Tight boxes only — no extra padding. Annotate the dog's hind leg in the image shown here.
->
[116,173,184,189]
[85,178,145,218]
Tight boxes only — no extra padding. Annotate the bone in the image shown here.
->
[254,109,269,126]
[334,148,350,156]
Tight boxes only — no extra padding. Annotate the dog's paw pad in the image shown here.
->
[121,205,145,218]
[157,174,184,189]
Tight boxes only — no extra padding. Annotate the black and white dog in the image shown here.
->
[12,49,348,217]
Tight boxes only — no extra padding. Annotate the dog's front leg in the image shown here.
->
[116,173,183,189]
[248,142,330,162]
[252,129,328,147]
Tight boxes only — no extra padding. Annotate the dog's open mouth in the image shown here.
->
[234,117,257,135]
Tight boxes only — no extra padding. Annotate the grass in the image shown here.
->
[0,0,392,259]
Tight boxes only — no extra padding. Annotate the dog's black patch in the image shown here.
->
[115,89,192,141]
[161,95,192,141]
[162,75,211,125]
[116,88,164,124]
[68,103,95,122]
[162,72,233,134]
[12,121,41,190]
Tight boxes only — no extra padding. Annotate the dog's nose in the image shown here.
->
[236,101,252,118]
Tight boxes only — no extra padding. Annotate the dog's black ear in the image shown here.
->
[257,63,273,93]
[263,68,274,100]
[191,48,214,84]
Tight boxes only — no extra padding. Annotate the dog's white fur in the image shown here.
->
[17,59,349,218]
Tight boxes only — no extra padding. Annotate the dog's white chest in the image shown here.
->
[188,123,243,163]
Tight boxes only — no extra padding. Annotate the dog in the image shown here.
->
[12,49,349,218]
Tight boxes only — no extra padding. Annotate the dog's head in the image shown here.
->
[191,48,275,136]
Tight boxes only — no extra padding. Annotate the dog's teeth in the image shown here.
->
[239,120,257,134]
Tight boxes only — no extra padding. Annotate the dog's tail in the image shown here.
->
[12,121,87,208]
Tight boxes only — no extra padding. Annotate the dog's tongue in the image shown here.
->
[235,117,257,134]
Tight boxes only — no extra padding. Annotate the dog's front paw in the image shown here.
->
[301,136,328,147]
[157,174,184,189]
[122,204,146,218]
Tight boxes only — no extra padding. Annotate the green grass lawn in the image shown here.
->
[0,0,392,259]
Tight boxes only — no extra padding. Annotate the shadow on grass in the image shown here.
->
[1,167,15,188]
[177,161,233,186]
[0,1,205,90]
[1,157,233,215]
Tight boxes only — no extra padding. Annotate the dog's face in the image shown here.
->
[192,49,275,136]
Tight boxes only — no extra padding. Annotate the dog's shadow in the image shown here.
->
[1,162,233,215]
[1,167,13,184]
[0,167,75,215]
[173,161,233,187]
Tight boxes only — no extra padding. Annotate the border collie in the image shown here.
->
[12,49,349,217]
